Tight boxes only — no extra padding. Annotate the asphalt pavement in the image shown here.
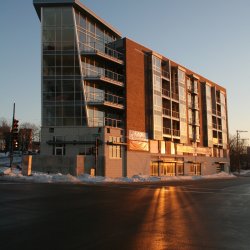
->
[0,177,250,250]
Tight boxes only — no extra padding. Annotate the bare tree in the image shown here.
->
[0,118,11,152]
[229,134,248,172]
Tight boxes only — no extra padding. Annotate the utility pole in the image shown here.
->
[236,130,248,173]
[9,103,15,170]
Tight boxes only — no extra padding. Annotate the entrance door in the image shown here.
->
[150,162,159,176]
[190,163,201,175]
[55,147,64,156]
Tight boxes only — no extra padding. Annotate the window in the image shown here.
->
[109,136,121,159]
[189,163,201,175]
[153,56,161,72]
[177,163,184,176]
[53,136,65,155]
[178,70,185,83]
[153,75,161,92]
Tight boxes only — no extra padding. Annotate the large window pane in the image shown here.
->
[43,30,55,42]
[43,80,55,92]
[62,55,75,67]
[63,106,74,117]
[43,55,55,67]
[62,29,74,42]
[62,80,74,92]
[62,8,73,27]
[43,8,56,26]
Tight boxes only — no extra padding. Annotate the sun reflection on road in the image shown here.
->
[129,186,199,250]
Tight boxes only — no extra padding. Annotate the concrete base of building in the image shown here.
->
[22,155,85,176]
[22,153,230,178]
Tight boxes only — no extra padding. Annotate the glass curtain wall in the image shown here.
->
[206,84,213,147]
[74,9,123,128]
[42,7,85,127]
[178,69,187,143]
[220,92,228,149]
[152,56,163,140]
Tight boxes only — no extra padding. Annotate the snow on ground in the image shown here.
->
[233,169,250,177]
[0,166,236,184]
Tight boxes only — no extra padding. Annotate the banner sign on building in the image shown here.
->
[129,140,149,151]
[129,130,148,142]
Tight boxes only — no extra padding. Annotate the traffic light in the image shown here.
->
[12,119,19,134]
[12,119,19,150]
[13,139,19,149]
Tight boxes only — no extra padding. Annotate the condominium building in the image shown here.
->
[33,0,229,177]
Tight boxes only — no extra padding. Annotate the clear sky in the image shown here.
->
[0,0,249,142]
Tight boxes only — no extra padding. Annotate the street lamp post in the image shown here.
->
[236,130,248,173]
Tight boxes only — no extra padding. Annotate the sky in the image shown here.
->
[0,0,249,142]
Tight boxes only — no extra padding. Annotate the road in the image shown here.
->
[0,177,250,250]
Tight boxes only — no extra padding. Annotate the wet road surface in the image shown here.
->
[1,177,250,250]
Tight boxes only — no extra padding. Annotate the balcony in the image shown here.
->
[163,127,180,137]
[172,110,180,119]
[172,129,180,137]
[105,117,122,128]
[162,108,171,117]
[188,103,199,110]
[213,137,223,145]
[86,92,124,109]
[212,109,221,117]
[171,92,179,101]
[84,67,124,87]
[162,70,170,80]
[216,96,221,103]
[163,127,171,135]
[189,118,199,126]
[80,42,124,65]
[162,88,170,98]
[88,117,122,128]
[187,85,198,94]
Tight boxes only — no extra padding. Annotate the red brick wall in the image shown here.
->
[125,38,151,135]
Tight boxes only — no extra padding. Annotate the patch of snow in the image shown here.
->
[0,167,236,184]
[233,169,250,177]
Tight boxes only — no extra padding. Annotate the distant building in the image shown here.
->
[33,0,230,177]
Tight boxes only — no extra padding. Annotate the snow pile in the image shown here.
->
[0,166,236,184]
[233,169,250,177]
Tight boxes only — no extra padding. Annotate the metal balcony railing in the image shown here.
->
[80,42,123,61]
[188,85,198,94]
[86,92,124,106]
[212,109,221,117]
[162,70,170,79]
[172,92,179,100]
[172,110,180,119]
[162,127,180,137]
[162,108,171,116]
[162,88,170,98]
[84,67,124,83]
[188,103,199,110]
[88,117,123,128]
[105,117,122,128]
[172,129,180,137]
[163,127,171,135]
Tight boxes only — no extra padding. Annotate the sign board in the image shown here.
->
[129,140,149,151]
[129,130,148,142]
